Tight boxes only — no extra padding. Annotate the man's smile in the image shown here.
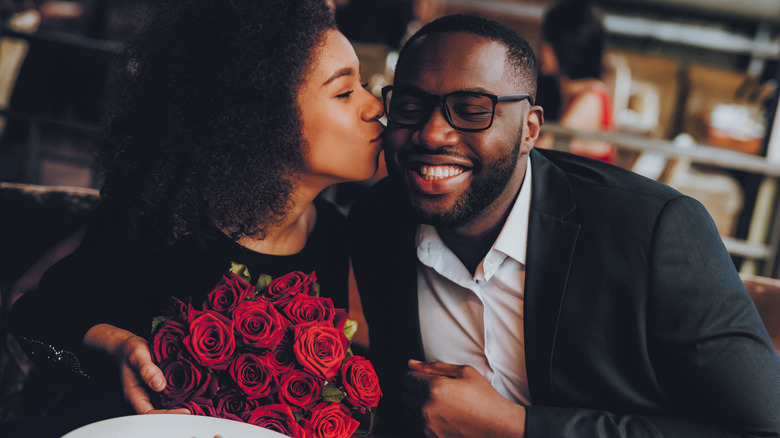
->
[419,164,465,181]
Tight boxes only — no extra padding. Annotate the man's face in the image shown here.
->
[384,32,541,227]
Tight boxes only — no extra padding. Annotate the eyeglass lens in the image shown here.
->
[386,89,496,131]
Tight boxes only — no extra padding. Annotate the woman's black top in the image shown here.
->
[7,196,349,436]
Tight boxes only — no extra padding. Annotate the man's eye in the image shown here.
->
[393,103,426,116]
[451,104,492,121]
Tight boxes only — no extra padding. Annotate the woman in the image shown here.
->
[536,0,616,163]
[7,0,383,435]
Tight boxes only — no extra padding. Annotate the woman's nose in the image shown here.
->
[363,89,384,121]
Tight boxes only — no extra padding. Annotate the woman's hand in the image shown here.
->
[84,323,189,414]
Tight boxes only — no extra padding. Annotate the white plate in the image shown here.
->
[60,414,289,438]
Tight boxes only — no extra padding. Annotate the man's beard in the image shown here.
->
[413,140,520,226]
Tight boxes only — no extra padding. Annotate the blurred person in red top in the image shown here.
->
[536,0,617,163]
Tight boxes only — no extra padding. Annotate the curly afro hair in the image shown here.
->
[95,0,335,244]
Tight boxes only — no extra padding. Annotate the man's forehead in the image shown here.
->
[395,32,510,90]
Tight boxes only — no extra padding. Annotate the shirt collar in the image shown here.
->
[494,153,532,266]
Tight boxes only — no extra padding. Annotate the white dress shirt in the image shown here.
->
[416,156,532,406]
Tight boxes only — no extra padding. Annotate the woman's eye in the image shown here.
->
[361,82,369,89]
[337,90,354,99]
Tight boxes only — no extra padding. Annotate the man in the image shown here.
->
[348,14,780,437]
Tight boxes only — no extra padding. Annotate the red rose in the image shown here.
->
[278,370,322,410]
[333,308,349,332]
[308,402,359,438]
[161,296,191,322]
[245,404,308,438]
[282,295,335,325]
[341,356,382,410]
[151,320,187,364]
[184,310,236,370]
[263,271,316,307]
[215,388,258,419]
[233,300,288,349]
[267,334,296,374]
[181,398,217,416]
[229,353,279,400]
[204,273,254,314]
[159,357,217,408]
[293,324,348,380]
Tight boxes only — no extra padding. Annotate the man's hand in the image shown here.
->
[404,359,526,438]
[84,324,189,415]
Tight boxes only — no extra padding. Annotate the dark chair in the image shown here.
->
[741,273,780,354]
[0,182,100,433]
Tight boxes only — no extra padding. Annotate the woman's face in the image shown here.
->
[298,29,384,188]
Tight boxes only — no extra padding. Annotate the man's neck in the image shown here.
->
[437,184,523,276]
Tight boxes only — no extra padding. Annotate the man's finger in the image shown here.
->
[408,359,463,377]
[403,368,437,398]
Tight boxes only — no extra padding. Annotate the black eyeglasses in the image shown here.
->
[382,85,533,132]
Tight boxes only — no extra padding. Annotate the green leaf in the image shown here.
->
[151,315,170,335]
[229,262,252,284]
[343,319,358,342]
[293,411,303,422]
[321,382,346,403]
[256,274,273,291]
[313,282,321,297]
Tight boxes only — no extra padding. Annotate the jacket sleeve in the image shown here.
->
[525,195,780,437]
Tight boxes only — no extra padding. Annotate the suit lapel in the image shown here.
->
[524,149,580,404]
[381,179,426,360]
[398,217,425,360]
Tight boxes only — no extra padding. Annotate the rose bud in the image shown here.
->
[341,356,382,410]
[278,370,323,410]
[282,295,335,325]
[159,358,217,408]
[151,320,188,365]
[229,353,280,400]
[263,271,316,307]
[245,404,308,438]
[293,324,349,380]
[161,296,191,322]
[308,402,360,438]
[204,273,255,314]
[184,310,236,370]
[233,300,288,350]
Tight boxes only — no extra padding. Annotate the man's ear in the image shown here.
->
[522,105,544,153]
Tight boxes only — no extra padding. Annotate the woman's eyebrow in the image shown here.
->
[322,67,354,87]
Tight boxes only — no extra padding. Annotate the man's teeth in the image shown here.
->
[419,165,464,181]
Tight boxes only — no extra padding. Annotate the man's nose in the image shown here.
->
[412,107,459,149]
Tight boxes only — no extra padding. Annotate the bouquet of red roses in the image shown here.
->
[149,263,381,438]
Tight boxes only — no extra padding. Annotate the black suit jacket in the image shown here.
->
[348,148,780,437]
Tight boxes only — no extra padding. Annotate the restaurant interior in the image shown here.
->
[1,0,780,434]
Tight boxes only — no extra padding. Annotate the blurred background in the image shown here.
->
[1,0,780,277]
